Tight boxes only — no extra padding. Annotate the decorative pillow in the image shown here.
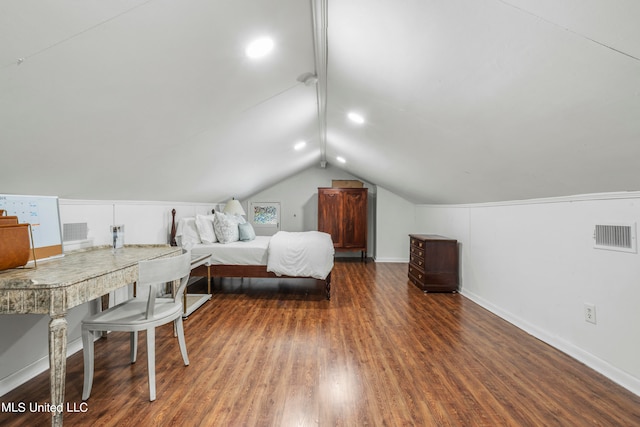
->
[175,217,201,249]
[195,214,217,244]
[238,222,256,241]
[213,212,240,244]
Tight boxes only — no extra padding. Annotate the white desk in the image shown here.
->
[183,254,212,318]
[0,245,181,427]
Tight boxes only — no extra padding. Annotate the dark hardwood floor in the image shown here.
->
[1,260,639,426]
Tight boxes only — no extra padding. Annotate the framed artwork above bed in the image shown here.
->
[249,202,280,236]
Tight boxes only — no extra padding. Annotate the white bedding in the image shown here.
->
[190,236,270,265]
[187,231,334,280]
[266,231,334,280]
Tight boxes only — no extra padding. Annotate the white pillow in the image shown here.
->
[176,217,201,248]
[213,212,241,244]
[195,214,217,243]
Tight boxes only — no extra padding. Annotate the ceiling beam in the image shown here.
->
[311,0,329,166]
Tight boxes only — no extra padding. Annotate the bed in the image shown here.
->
[170,209,334,299]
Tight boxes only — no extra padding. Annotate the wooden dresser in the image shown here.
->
[318,187,368,259]
[408,234,459,292]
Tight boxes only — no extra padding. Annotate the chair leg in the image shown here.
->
[81,327,94,401]
[130,331,138,363]
[146,327,156,401]
[175,317,190,366]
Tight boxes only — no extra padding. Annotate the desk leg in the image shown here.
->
[49,316,67,427]
[183,290,188,315]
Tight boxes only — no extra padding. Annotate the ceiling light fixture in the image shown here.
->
[347,112,365,124]
[245,37,274,59]
[294,141,307,150]
[337,156,346,163]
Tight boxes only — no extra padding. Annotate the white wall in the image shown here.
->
[0,199,215,396]
[246,163,377,256]
[375,186,415,262]
[415,192,640,396]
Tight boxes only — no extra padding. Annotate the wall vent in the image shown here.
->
[63,222,88,242]
[593,223,636,253]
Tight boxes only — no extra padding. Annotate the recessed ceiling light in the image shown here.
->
[245,37,274,59]
[347,112,365,124]
[337,156,346,163]
[294,141,306,151]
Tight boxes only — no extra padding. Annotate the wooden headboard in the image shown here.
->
[170,208,216,247]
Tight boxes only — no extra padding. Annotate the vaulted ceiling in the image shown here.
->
[1,0,639,204]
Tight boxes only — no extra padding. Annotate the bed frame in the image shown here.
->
[171,209,331,300]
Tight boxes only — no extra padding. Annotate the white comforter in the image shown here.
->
[266,231,334,280]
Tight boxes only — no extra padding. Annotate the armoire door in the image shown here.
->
[342,189,367,249]
[318,189,343,247]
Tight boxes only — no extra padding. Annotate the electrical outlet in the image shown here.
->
[584,303,597,324]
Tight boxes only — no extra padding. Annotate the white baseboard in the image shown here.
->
[0,336,84,397]
[461,289,640,397]
[373,257,409,263]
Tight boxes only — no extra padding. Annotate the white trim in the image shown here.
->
[59,199,216,207]
[461,289,640,397]
[418,191,640,209]
[374,257,409,263]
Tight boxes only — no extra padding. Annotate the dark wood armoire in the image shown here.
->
[317,187,368,259]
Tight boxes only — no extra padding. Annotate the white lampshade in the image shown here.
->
[223,199,246,216]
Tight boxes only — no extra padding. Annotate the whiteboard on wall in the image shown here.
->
[0,194,64,261]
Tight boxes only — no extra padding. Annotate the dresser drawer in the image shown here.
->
[410,237,426,249]
[409,254,425,269]
[410,245,425,258]
[408,267,425,288]
[408,264,424,281]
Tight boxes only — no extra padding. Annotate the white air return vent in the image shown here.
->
[593,223,636,253]
[63,222,88,242]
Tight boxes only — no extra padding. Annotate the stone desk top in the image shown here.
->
[0,245,181,315]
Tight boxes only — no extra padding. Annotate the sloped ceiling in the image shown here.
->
[1,0,639,204]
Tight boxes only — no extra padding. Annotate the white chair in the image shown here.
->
[81,250,192,401]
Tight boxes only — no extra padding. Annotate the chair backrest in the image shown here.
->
[138,250,192,318]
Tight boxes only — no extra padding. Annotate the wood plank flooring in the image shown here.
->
[1,260,639,426]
